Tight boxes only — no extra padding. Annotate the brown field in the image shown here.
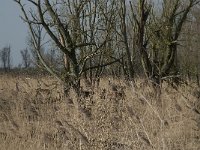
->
[0,74,199,150]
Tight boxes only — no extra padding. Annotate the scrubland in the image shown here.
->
[0,74,199,150]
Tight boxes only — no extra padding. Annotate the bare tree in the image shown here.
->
[119,0,135,80]
[179,3,200,86]
[0,46,11,71]
[127,0,200,84]
[20,48,31,68]
[14,0,121,94]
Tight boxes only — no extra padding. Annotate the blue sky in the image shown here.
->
[0,0,27,66]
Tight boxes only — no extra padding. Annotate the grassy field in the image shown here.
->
[0,74,199,150]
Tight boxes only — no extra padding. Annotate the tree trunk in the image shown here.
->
[196,73,200,87]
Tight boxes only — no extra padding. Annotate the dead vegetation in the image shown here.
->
[0,74,199,150]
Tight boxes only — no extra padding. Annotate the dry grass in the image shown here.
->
[0,74,199,150]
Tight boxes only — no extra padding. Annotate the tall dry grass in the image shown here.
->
[0,74,199,150]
